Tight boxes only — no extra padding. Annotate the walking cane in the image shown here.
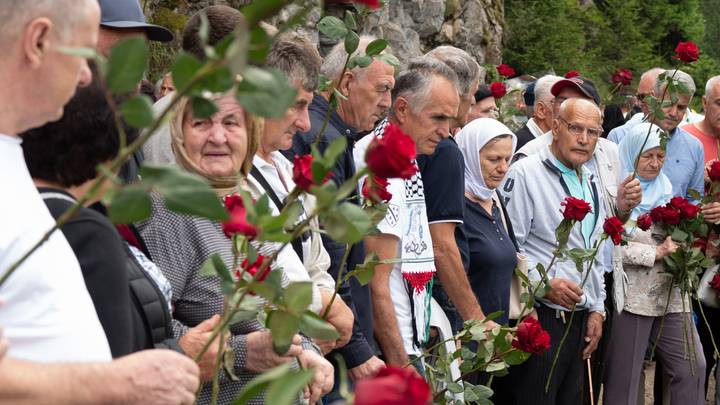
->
[587,358,595,405]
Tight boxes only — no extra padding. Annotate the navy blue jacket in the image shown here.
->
[283,94,375,368]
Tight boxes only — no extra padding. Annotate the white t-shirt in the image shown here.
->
[0,134,111,362]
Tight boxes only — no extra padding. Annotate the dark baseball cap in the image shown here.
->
[474,85,493,101]
[523,81,536,106]
[99,0,174,43]
[550,76,601,106]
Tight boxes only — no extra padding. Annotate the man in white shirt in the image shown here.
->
[247,37,354,354]
[0,1,198,403]
[355,57,460,373]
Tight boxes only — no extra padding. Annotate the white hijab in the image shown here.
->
[457,118,517,200]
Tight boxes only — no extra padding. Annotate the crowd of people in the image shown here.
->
[1,0,719,404]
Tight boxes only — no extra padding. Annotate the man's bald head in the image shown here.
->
[558,98,602,124]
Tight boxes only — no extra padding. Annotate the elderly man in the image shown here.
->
[354,58,460,373]
[501,98,607,404]
[248,37,354,354]
[607,67,665,144]
[513,75,563,150]
[0,0,198,403]
[285,36,396,381]
[416,46,487,336]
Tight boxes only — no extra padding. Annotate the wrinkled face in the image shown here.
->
[637,146,666,181]
[182,96,248,177]
[96,27,146,55]
[703,82,720,135]
[551,102,602,169]
[655,89,691,132]
[455,79,480,128]
[399,76,460,155]
[159,75,175,98]
[467,97,498,123]
[262,83,313,152]
[479,136,513,189]
[39,3,100,125]
[341,59,395,131]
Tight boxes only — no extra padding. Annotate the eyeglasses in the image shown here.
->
[559,117,603,139]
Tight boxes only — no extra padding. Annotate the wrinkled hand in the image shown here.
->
[178,314,222,381]
[655,236,678,261]
[616,174,642,216]
[245,331,303,372]
[582,312,604,359]
[545,278,583,310]
[320,292,354,350]
[115,349,200,405]
[702,201,720,224]
[348,355,385,382]
[299,349,334,403]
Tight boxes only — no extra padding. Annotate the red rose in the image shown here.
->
[292,154,329,192]
[354,366,431,405]
[354,0,380,8]
[560,197,592,221]
[236,254,270,282]
[221,194,259,239]
[650,206,665,223]
[663,207,681,225]
[693,237,708,253]
[708,160,720,182]
[564,70,580,78]
[365,122,418,179]
[362,175,392,204]
[674,41,699,63]
[496,64,516,78]
[710,273,720,292]
[603,216,625,246]
[680,202,701,219]
[611,68,632,86]
[669,196,690,210]
[490,81,507,98]
[512,317,551,355]
[636,213,653,231]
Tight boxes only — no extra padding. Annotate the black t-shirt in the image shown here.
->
[455,198,517,325]
[417,137,465,224]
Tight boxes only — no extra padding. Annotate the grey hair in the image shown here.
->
[705,75,720,96]
[425,46,481,97]
[0,0,93,44]
[533,74,563,108]
[390,56,460,115]
[656,69,696,96]
[321,35,390,81]
[265,35,322,92]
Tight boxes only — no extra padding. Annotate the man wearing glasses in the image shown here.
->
[607,67,665,144]
[500,98,610,405]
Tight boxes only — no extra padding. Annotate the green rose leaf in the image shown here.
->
[376,53,401,67]
[172,52,203,93]
[139,164,228,221]
[284,282,313,314]
[266,368,315,405]
[106,36,148,93]
[344,30,360,55]
[107,185,152,224]
[365,39,387,56]
[230,364,293,405]
[347,54,373,70]
[344,10,358,30]
[299,312,341,340]
[191,96,219,119]
[317,16,348,40]
[671,228,689,242]
[266,310,300,354]
[236,67,297,118]
[121,95,155,129]
[320,202,372,244]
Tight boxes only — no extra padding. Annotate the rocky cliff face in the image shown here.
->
[148,0,504,67]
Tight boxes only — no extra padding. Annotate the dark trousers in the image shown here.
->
[506,304,589,405]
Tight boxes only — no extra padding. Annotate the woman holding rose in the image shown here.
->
[603,122,706,404]
[138,94,333,404]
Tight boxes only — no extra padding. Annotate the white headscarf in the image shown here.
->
[457,118,517,200]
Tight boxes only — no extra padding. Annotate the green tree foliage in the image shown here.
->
[503,0,717,100]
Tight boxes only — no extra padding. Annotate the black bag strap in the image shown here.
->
[250,165,305,262]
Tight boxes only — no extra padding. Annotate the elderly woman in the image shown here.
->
[138,94,333,404]
[603,123,706,404]
[455,118,518,327]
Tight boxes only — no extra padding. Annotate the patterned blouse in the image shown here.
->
[622,225,688,316]
[139,194,306,404]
